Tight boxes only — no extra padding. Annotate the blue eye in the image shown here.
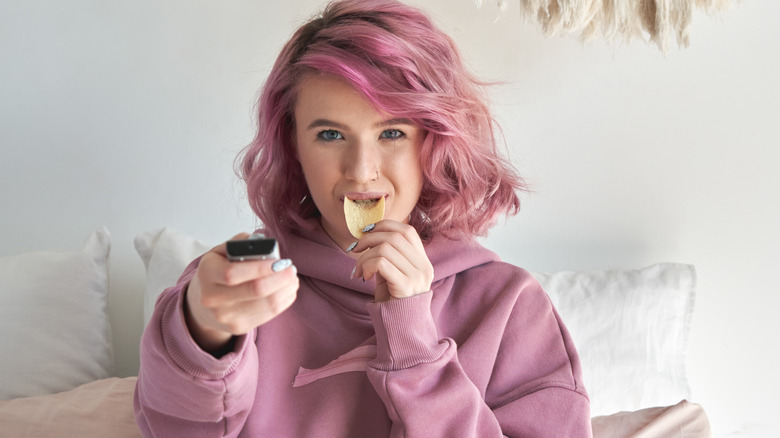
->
[317,130,343,141]
[380,129,404,140]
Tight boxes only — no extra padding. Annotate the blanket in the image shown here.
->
[0,377,710,437]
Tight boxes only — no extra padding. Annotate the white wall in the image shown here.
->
[1,1,777,436]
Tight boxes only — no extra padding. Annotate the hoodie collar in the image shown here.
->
[279,219,501,297]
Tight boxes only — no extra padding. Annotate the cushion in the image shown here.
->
[0,377,141,437]
[0,376,707,438]
[0,227,113,400]
[591,400,711,438]
[533,263,696,417]
[134,228,212,327]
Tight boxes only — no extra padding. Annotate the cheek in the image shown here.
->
[304,155,338,181]
[298,146,324,180]
[392,158,424,214]
[400,151,424,191]
[299,156,338,205]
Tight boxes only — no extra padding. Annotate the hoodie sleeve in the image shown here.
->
[365,283,592,437]
[133,259,259,438]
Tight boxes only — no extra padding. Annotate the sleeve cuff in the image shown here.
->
[366,291,449,371]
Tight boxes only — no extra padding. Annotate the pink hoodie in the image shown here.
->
[134,222,591,437]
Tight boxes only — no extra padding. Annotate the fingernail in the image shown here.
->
[350,266,356,279]
[346,241,358,252]
[272,259,293,272]
[361,223,375,233]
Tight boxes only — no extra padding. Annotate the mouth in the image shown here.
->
[348,198,382,207]
[343,192,386,203]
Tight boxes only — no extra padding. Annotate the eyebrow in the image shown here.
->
[306,117,414,130]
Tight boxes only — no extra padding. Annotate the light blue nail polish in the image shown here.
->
[350,266,356,279]
[346,241,358,252]
[361,223,375,233]
[271,258,292,272]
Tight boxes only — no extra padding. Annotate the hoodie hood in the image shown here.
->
[278,219,501,297]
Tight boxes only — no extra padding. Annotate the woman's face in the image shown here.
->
[294,74,425,249]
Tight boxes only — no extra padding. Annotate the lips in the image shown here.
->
[343,192,386,202]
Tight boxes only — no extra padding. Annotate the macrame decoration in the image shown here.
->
[475,0,737,52]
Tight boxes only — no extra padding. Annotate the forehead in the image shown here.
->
[294,74,386,122]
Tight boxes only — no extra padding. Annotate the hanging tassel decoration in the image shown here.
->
[477,0,737,52]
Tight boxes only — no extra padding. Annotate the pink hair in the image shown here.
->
[239,0,526,241]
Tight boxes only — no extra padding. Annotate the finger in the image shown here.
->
[373,220,425,250]
[360,256,417,298]
[201,248,279,287]
[200,261,298,308]
[353,228,426,281]
[361,253,430,298]
[350,220,425,255]
[357,244,434,300]
[233,262,299,303]
[355,241,416,282]
[207,281,299,334]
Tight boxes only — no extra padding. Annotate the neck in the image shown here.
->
[318,218,360,259]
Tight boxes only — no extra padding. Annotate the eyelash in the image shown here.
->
[315,129,406,142]
[317,130,343,142]
[380,129,404,140]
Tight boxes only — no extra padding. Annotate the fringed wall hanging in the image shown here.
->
[475,0,738,52]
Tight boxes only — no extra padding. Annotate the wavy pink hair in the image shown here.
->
[239,0,526,241]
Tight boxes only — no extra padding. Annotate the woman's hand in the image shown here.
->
[184,233,299,356]
[350,221,434,302]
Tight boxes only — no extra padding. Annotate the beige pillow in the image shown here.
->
[0,377,140,437]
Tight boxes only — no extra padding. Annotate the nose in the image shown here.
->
[343,137,379,183]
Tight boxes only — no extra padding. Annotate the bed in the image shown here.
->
[0,227,711,437]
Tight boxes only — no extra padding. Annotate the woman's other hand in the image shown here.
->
[350,221,434,302]
[184,233,299,356]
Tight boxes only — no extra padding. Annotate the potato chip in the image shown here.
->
[344,196,385,239]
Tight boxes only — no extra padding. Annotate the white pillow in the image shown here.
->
[532,263,696,417]
[134,228,213,328]
[0,227,114,400]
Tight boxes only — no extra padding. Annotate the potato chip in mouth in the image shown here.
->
[344,196,385,239]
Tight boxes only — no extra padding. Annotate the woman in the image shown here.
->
[134,1,592,436]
